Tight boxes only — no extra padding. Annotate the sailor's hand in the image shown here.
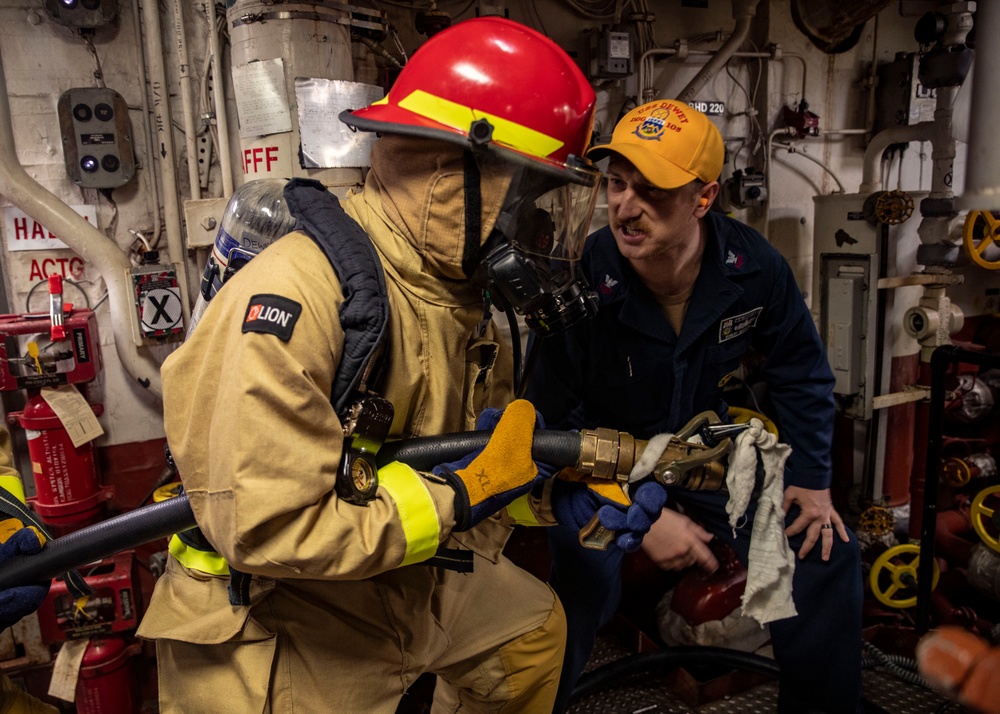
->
[783,486,849,560]
[640,508,718,573]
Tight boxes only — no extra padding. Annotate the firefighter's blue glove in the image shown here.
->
[552,475,667,552]
[602,481,668,551]
[0,519,49,631]
[433,400,555,531]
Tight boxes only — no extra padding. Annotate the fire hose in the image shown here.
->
[0,412,742,590]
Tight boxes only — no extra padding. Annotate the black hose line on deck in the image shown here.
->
[569,647,781,703]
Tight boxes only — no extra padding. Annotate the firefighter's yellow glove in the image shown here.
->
[0,518,45,548]
[557,468,631,506]
[433,400,551,531]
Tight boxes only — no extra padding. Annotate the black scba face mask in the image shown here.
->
[477,156,602,336]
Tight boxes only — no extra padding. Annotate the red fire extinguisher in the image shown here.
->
[74,637,139,714]
[7,394,107,533]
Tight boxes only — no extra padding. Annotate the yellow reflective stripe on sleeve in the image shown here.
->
[397,90,564,160]
[506,493,540,526]
[0,475,25,503]
[377,461,441,566]
[168,535,230,576]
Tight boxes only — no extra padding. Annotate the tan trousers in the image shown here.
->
[0,673,58,714]
[148,553,565,713]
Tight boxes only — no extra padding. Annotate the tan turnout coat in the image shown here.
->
[137,137,564,713]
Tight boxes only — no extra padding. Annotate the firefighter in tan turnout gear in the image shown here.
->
[137,17,608,714]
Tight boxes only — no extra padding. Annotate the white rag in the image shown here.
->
[726,418,797,625]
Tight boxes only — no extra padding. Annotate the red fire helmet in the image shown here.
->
[341,17,598,186]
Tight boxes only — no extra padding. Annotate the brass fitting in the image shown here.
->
[576,411,735,492]
[577,428,636,483]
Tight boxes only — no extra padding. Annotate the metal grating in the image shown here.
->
[568,634,957,714]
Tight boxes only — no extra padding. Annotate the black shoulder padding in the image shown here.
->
[283,178,389,414]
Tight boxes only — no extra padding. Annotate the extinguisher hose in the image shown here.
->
[0,430,583,589]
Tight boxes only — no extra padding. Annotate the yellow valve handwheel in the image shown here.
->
[858,505,895,537]
[942,457,973,488]
[970,484,1000,553]
[874,190,914,225]
[963,211,1000,270]
[869,544,939,609]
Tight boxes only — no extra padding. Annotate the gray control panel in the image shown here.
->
[58,87,135,190]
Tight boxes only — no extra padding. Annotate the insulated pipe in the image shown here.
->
[138,0,193,322]
[917,85,959,247]
[677,0,761,104]
[639,48,807,109]
[0,430,583,589]
[958,0,1000,210]
[131,0,162,249]
[206,0,234,198]
[858,122,936,195]
[172,0,201,200]
[928,87,957,200]
[226,0,361,187]
[0,51,162,395]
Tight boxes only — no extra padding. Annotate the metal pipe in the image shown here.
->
[172,0,201,200]
[859,122,936,195]
[130,0,162,249]
[957,0,1000,209]
[139,0,193,323]
[677,0,761,104]
[640,47,804,108]
[772,142,846,194]
[929,86,958,200]
[0,50,162,395]
[207,0,235,198]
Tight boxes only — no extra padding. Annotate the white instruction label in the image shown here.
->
[295,78,383,168]
[48,637,89,702]
[232,58,292,138]
[40,384,104,447]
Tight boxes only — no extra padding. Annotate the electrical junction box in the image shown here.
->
[587,29,633,79]
[58,87,135,190]
[129,262,185,345]
[873,52,936,136]
[819,254,878,420]
[726,168,768,208]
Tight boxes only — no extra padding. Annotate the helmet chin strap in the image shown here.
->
[462,149,483,279]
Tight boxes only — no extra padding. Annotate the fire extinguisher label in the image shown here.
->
[72,328,91,363]
[120,587,134,621]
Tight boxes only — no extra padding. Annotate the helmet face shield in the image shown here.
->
[504,166,602,264]
[482,156,602,335]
